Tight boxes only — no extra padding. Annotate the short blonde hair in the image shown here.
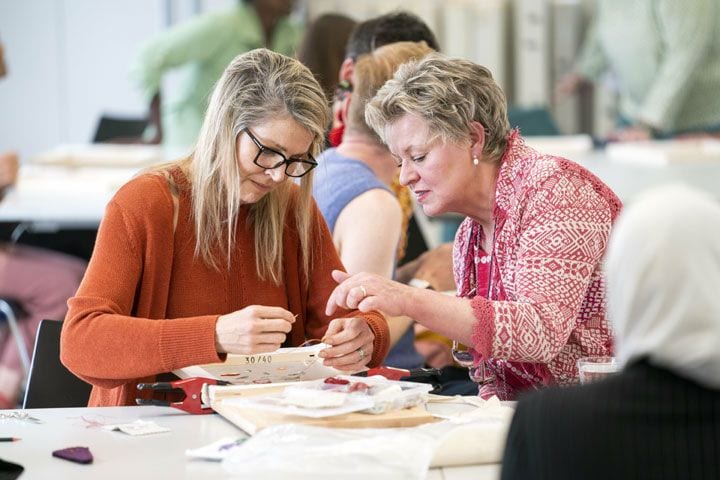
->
[365,53,510,161]
[182,49,329,284]
[347,41,433,142]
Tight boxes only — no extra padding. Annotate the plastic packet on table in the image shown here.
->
[221,375,432,418]
[310,375,434,414]
[248,375,432,417]
[350,375,433,414]
[222,423,438,480]
[220,387,375,418]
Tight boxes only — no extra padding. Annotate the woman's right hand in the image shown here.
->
[215,305,295,354]
[325,270,414,317]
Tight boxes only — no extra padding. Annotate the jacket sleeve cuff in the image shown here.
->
[469,296,495,359]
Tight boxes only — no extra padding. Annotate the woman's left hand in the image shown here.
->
[319,316,375,371]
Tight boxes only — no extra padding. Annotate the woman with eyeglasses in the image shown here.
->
[326,53,622,400]
[61,49,389,407]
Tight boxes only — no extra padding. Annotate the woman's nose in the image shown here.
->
[266,166,286,182]
[399,161,417,186]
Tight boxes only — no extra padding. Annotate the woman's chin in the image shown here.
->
[421,203,444,217]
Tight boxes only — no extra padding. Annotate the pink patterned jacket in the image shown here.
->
[453,131,622,400]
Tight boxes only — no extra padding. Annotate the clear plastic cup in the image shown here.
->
[577,356,619,384]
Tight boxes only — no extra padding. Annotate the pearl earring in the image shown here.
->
[472,155,479,166]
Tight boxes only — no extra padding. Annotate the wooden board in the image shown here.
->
[212,400,437,435]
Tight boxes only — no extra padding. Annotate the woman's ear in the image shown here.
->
[469,121,486,158]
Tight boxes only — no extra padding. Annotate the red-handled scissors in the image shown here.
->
[136,377,230,414]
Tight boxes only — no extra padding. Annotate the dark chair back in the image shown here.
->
[92,115,148,143]
[23,320,92,408]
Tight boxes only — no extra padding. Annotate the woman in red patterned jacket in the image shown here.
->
[326,53,622,400]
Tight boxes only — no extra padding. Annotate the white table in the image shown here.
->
[575,151,720,202]
[0,165,139,228]
[0,143,164,228]
[0,406,501,480]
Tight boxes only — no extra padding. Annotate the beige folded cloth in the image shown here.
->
[424,395,515,467]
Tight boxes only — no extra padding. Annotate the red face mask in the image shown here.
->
[328,80,352,147]
[328,123,345,147]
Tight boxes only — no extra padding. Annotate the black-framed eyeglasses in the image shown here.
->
[242,128,317,178]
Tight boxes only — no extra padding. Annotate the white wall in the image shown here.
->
[0,0,166,158]
[1,0,64,157]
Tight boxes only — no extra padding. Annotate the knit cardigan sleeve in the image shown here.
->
[301,197,390,367]
[61,175,222,389]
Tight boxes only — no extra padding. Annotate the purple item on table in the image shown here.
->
[52,446,93,464]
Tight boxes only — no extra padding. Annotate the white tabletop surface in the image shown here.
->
[1,142,719,227]
[0,406,501,480]
[575,150,720,202]
[0,142,163,227]
[0,165,138,226]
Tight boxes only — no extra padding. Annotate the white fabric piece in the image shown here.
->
[605,183,720,389]
[221,396,514,478]
[222,423,437,480]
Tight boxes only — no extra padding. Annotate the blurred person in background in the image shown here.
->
[501,184,720,480]
[327,53,621,400]
[328,11,441,277]
[296,13,356,103]
[329,11,440,148]
[313,41,434,375]
[315,12,467,386]
[394,243,457,369]
[0,40,86,408]
[131,0,302,153]
[62,50,389,407]
[557,0,720,141]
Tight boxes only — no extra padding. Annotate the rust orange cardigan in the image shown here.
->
[62,168,389,406]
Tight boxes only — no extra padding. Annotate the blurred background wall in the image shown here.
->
[0,0,616,159]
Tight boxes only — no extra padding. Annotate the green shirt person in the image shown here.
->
[131,0,302,153]
[558,0,720,140]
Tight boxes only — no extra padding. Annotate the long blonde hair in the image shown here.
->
[181,49,329,284]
